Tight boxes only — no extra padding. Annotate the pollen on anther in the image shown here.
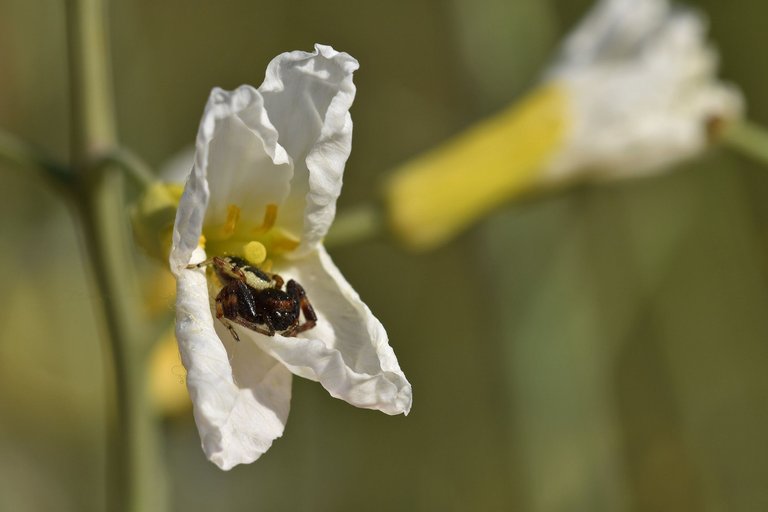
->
[243,241,267,265]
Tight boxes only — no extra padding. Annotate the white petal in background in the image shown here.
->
[553,0,668,69]
[544,0,743,180]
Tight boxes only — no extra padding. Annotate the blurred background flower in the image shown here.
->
[1,0,767,511]
[386,0,742,251]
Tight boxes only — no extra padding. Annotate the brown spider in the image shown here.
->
[188,255,317,341]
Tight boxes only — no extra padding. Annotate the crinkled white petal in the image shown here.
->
[543,0,743,181]
[170,163,209,274]
[259,44,359,258]
[169,85,293,274]
[170,45,358,271]
[202,87,293,235]
[175,248,293,470]
[233,245,412,415]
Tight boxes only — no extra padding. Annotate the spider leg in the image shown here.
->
[214,298,241,341]
[283,280,317,336]
[227,315,275,337]
[222,321,241,342]
[187,256,250,286]
[215,283,243,341]
[186,257,216,270]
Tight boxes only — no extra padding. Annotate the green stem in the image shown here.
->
[324,203,385,248]
[65,1,167,511]
[99,148,156,189]
[722,119,768,167]
[0,129,73,188]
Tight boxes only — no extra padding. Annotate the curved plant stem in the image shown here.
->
[0,129,73,188]
[722,119,768,167]
[99,147,157,189]
[65,0,167,511]
[325,203,385,248]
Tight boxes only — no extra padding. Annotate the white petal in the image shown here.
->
[234,246,412,415]
[169,86,295,274]
[543,0,743,181]
[259,44,359,257]
[202,86,293,231]
[175,247,293,470]
[552,0,669,72]
[169,153,209,274]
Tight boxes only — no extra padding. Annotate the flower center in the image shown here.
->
[202,203,299,268]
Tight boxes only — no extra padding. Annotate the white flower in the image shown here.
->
[385,0,743,251]
[543,0,743,181]
[169,44,412,470]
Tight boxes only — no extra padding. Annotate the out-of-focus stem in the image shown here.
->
[0,129,72,187]
[65,1,167,511]
[99,148,156,189]
[722,119,768,167]
[66,0,115,165]
[325,204,384,248]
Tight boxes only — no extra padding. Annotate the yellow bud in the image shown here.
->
[131,182,184,262]
[148,327,191,417]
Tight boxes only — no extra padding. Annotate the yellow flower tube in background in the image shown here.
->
[386,85,567,251]
[385,0,743,251]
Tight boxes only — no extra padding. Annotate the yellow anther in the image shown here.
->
[262,226,300,254]
[198,234,206,248]
[253,203,279,234]
[243,241,267,265]
[221,204,241,238]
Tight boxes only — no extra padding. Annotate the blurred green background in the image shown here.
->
[1,0,767,511]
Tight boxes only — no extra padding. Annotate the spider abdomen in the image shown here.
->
[252,289,300,331]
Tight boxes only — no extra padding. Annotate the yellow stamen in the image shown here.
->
[221,204,241,238]
[270,232,300,253]
[204,203,300,262]
[385,83,567,251]
[253,203,279,234]
[243,241,267,265]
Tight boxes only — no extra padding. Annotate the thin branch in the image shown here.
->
[722,119,768,167]
[98,147,157,189]
[0,129,72,187]
[65,0,167,511]
[325,203,385,248]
